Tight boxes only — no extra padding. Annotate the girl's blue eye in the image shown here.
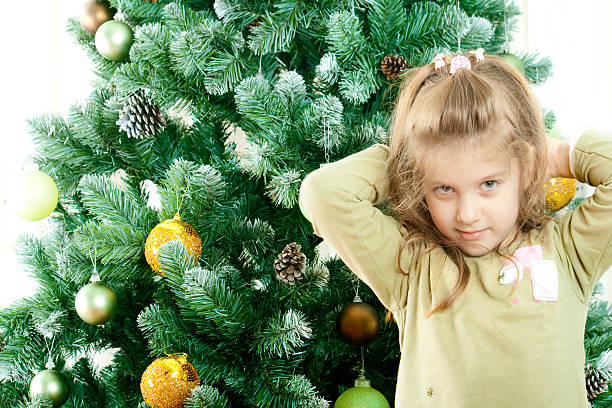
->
[436,185,454,194]
[482,180,498,191]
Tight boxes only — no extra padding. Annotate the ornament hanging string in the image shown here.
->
[42,331,56,370]
[503,10,509,53]
[164,352,188,359]
[456,0,461,53]
[89,246,101,283]
[151,339,175,356]
[175,177,192,219]
[360,346,366,378]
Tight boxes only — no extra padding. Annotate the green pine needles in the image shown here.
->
[1,0,606,407]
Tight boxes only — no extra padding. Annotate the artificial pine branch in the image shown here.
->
[365,0,408,56]
[78,174,153,226]
[184,384,230,408]
[247,0,305,55]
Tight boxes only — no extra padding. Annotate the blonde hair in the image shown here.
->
[386,51,550,318]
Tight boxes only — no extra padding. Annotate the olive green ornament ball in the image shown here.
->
[75,282,118,325]
[334,376,390,408]
[8,169,58,221]
[95,20,133,61]
[500,52,525,75]
[29,369,70,407]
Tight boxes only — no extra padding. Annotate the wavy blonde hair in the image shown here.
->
[386,52,550,318]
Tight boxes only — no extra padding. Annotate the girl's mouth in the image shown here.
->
[458,229,485,240]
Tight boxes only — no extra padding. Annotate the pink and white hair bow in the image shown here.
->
[469,48,485,63]
[433,48,486,74]
[449,55,471,74]
[432,53,446,71]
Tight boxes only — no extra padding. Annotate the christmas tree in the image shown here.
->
[1,0,610,407]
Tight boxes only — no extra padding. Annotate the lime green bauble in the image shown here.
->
[9,169,58,221]
[75,282,118,325]
[334,377,390,408]
[29,369,70,407]
[95,20,133,61]
[500,52,525,75]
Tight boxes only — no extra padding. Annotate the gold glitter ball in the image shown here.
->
[144,215,202,275]
[140,354,200,408]
[545,177,577,212]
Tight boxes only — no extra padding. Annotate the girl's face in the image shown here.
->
[423,142,521,257]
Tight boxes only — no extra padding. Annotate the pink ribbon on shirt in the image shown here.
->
[503,245,543,270]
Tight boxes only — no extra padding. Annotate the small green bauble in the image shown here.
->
[29,369,69,407]
[75,282,118,325]
[9,169,58,221]
[334,377,390,408]
[95,20,133,61]
[500,52,525,75]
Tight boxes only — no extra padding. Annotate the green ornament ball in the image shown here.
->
[95,20,133,61]
[9,169,58,221]
[29,369,69,407]
[75,282,118,325]
[500,52,525,75]
[334,377,390,408]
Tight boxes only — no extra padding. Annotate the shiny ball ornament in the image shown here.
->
[545,177,577,212]
[334,376,390,408]
[145,215,202,275]
[79,0,113,35]
[95,20,133,61]
[500,52,525,75]
[29,369,70,407]
[75,282,118,325]
[8,169,58,221]
[140,354,200,408]
[336,297,380,346]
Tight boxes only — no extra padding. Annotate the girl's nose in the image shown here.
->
[456,195,481,225]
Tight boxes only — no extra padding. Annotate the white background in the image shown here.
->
[0,1,611,307]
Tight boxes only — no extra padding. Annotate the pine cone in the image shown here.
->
[586,363,610,400]
[116,89,166,139]
[380,55,408,80]
[274,242,307,285]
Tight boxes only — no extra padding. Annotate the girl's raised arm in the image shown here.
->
[559,128,612,300]
[299,144,415,312]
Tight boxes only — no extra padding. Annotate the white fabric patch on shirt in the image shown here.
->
[530,260,559,302]
[499,263,523,285]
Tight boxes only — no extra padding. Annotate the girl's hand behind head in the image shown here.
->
[545,137,572,180]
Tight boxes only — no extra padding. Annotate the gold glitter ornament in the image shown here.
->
[145,214,202,275]
[140,354,200,408]
[545,177,577,212]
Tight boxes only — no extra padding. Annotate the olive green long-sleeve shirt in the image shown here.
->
[298,129,612,407]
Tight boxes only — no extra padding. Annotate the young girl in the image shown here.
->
[299,49,611,407]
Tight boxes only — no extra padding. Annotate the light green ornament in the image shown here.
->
[334,375,390,408]
[75,281,118,325]
[95,20,133,61]
[29,369,69,407]
[500,52,525,75]
[9,169,58,221]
